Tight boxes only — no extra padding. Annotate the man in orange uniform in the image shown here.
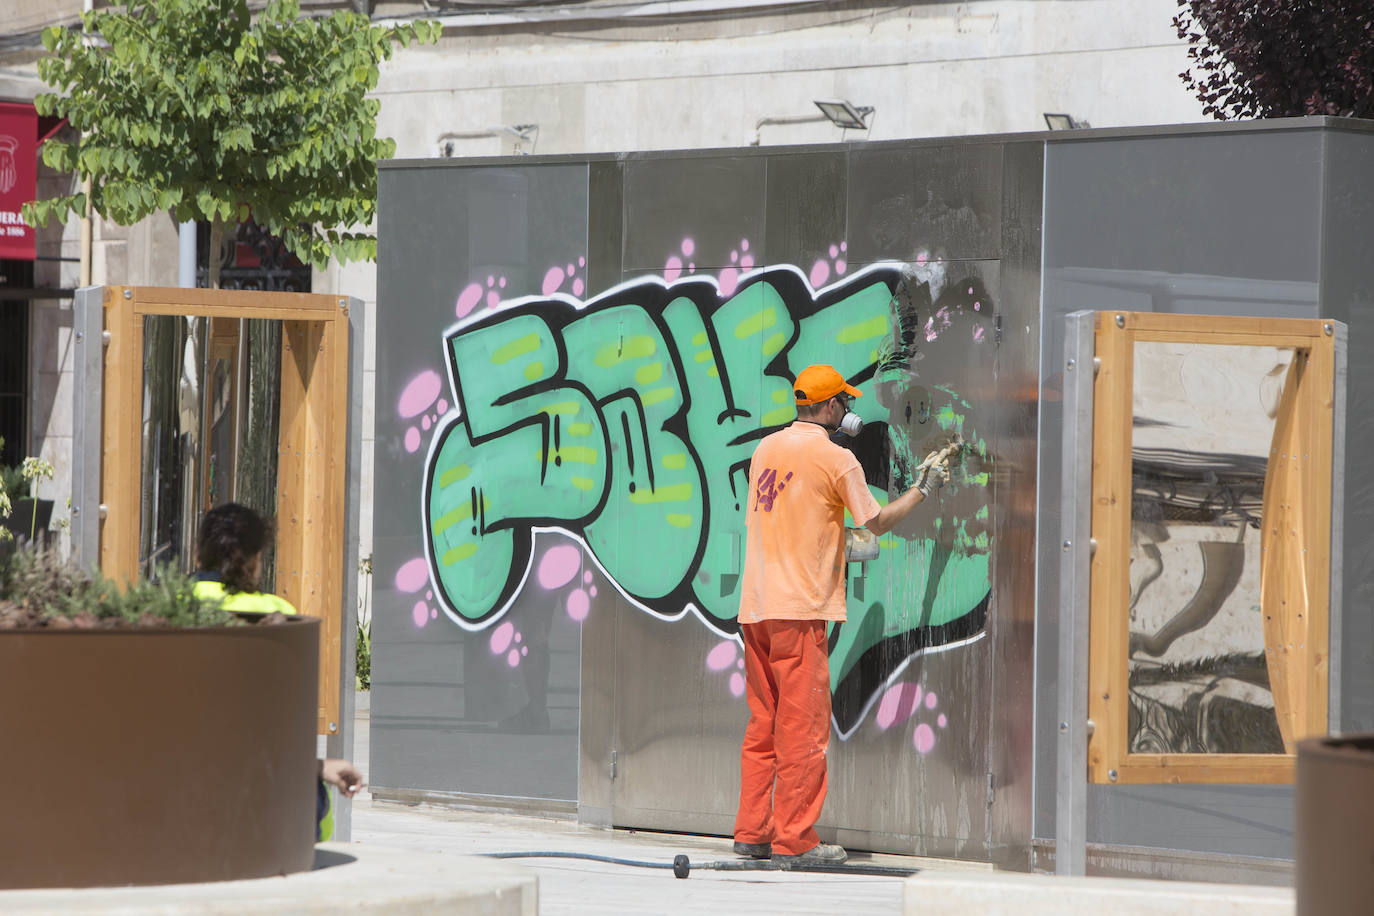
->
[732,364,946,866]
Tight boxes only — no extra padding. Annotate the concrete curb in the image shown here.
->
[0,844,536,914]
[903,870,1293,915]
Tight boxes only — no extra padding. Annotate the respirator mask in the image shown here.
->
[834,395,863,438]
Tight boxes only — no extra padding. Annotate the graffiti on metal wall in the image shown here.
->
[407,253,995,738]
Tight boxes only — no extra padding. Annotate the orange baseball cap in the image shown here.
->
[793,364,862,406]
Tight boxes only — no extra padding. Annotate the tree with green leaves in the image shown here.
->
[23,0,439,285]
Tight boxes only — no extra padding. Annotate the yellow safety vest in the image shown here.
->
[192,578,298,615]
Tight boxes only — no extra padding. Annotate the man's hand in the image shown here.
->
[917,463,947,499]
[320,758,365,797]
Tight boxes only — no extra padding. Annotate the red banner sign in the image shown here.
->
[0,102,37,261]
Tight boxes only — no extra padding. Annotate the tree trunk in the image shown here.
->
[207,214,223,290]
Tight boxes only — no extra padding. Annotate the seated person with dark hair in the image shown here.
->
[193,502,296,614]
[196,503,363,839]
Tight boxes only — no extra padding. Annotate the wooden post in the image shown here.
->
[96,286,350,735]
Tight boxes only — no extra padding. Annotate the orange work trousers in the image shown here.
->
[733,618,832,856]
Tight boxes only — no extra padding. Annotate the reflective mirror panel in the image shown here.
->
[139,316,280,587]
[1128,341,1293,755]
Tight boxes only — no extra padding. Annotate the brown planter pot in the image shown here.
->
[1295,734,1374,915]
[0,616,320,889]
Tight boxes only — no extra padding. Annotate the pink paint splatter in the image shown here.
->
[412,601,428,627]
[515,632,522,644]
[589,585,597,597]
[490,621,515,654]
[706,640,738,671]
[421,415,432,430]
[925,691,938,710]
[914,723,936,754]
[835,259,847,274]
[507,649,520,668]
[740,253,755,271]
[875,682,923,730]
[572,278,584,296]
[437,399,448,414]
[719,267,740,297]
[486,290,500,309]
[404,428,421,453]
[399,370,441,418]
[395,558,429,593]
[537,544,581,589]
[729,672,746,697]
[938,714,947,728]
[542,266,566,296]
[456,283,483,317]
[567,588,590,621]
[431,608,438,619]
[736,658,744,670]
[583,571,593,584]
[681,238,695,257]
[973,326,985,342]
[829,244,839,258]
[809,260,830,288]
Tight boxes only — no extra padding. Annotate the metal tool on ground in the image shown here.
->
[484,851,919,879]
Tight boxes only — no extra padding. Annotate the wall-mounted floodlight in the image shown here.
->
[814,99,874,130]
[1044,113,1089,130]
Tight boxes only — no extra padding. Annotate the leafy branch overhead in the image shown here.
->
[1175,1,1374,120]
[23,0,440,269]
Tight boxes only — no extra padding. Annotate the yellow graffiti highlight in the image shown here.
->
[694,349,714,363]
[763,332,786,357]
[771,389,792,404]
[571,476,597,490]
[661,452,688,469]
[432,495,489,536]
[666,513,694,528]
[836,314,889,344]
[538,446,599,464]
[524,361,544,381]
[628,482,693,505]
[438,464,471,488]
[635,362,664,385]
[762,406,794,426]
[567,422,594,437]
[441,543,478,565]
[642,386,676,407]
[595,335,657,367]
[734,307,777,339]
[491,333,540,365]
[691,331,707,346]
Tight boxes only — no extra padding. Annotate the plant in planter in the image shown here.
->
[0,545,321,889]
[0,449,56,544]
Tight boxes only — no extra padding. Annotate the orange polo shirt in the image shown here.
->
[737,422,882,623]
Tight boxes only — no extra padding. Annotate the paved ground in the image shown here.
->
[341,691,974,916]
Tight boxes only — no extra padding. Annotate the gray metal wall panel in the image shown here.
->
[1317,127,1374,733]
[985,141,1045,869]
[376,140,1033,861]
[1035,127,1326,858]
[373,163,590,801]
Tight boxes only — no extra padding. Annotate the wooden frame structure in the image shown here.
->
[1087,312,1335,785]
[99,286,350,736]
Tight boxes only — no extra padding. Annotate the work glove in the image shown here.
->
[916,463,947,499]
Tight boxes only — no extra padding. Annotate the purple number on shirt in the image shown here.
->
[754,467,793,513]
